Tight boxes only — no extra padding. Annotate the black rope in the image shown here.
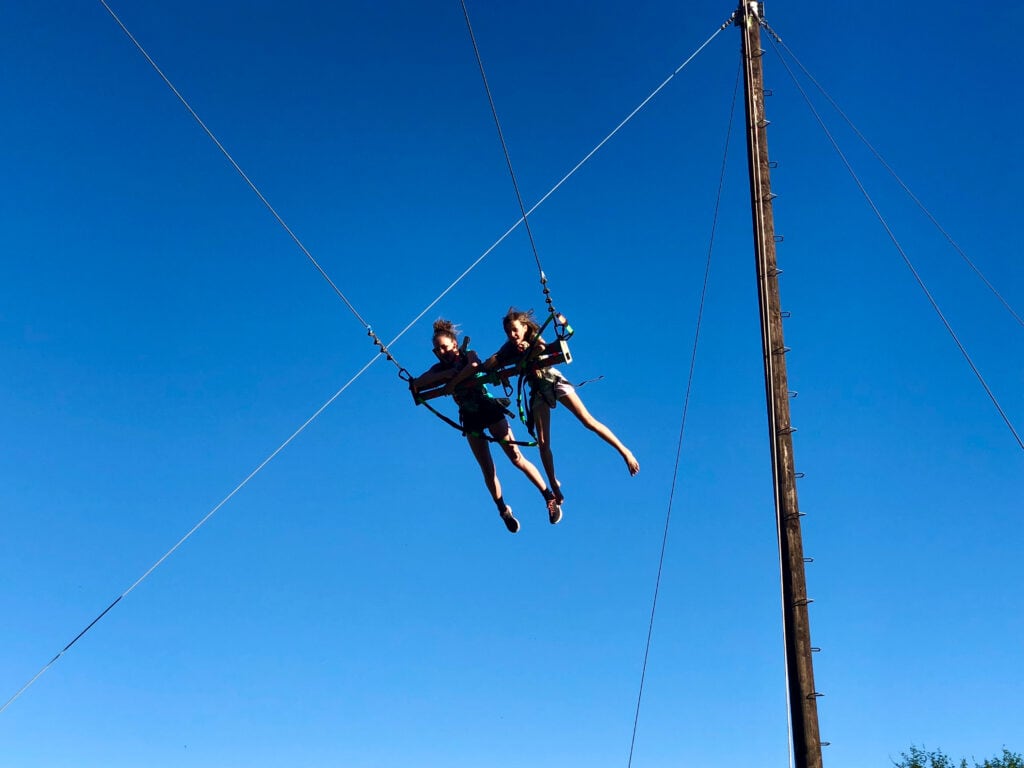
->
[762,27,1024,452]
[763,21,1024,331]
[627,59,741,768]
[459,0,560,322]
[98,0,408,375]
[1,596,124,714]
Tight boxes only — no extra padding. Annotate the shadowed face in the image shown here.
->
[432,334,458,363]
[506,319,531,352]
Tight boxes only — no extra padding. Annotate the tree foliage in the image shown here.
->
[893,746,1023,768]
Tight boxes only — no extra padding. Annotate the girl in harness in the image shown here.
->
[411,319,563,532]
[476,308,640,512]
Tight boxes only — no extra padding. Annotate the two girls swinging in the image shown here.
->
[411,309,638,533]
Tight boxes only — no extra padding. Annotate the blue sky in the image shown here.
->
[2,2,1021,767]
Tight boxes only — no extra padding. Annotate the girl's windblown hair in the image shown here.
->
[502,307,540,340]
[432,318,460,342]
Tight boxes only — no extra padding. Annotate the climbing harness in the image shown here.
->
[404,337,543,446]
[506,312,574,435]
[407,308,575,441]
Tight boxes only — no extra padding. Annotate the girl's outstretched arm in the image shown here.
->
[411,366,453,390]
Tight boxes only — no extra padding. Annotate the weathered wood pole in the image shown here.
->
[737,3,824,767]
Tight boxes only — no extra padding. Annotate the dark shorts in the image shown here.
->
[460,397,509,434]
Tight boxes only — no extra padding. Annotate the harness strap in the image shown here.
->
[510,311,560,435]
[411,388,536,447]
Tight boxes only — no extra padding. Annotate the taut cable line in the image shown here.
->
[763,27,1024,452]
[2,7,737,716]
[0,360,375,715]
[459,0,547,289]
[458,1,736,322]
[101,0,732,363]
[626,58,741,768]
[391,17,737,346]
[99,0,733,366]
[764,22,1024,331]
[97,0,404,369]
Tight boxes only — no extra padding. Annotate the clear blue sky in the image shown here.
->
[2,2,1021,767]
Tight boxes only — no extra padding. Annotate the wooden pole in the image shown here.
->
[736,3,824,767]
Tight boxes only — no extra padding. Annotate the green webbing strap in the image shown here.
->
[403,366,536,447]
[509,311,559,435]
[417,395,537,447]
[518,371,534,437]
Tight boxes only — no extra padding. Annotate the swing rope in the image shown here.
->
[627,55,741,768]
[97,0,406,375]
[3,4,737,716]
[459,0,562,327]
[762,24,1024,452]
[764,21,1024,331]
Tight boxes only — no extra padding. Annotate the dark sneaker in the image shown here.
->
[546,497,562,525]
[500,506,520,534]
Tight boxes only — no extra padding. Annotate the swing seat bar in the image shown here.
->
[411,339,572,404]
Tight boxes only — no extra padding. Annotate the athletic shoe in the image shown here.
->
[546,497,562,525]
[500,506,520,534]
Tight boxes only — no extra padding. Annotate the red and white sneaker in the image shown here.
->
[546,497,563,525]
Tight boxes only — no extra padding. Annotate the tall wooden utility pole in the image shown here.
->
[737,3,824,767]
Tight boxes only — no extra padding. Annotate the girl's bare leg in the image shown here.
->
[469,434,519,532]
[558,390,639,475]
[490,420,548,493]
[531,401,562,497]
[467,435,502,503]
